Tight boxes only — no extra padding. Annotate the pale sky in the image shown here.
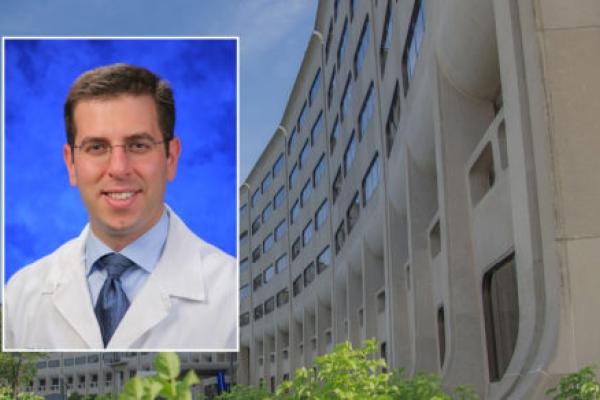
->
[0,0,319,181]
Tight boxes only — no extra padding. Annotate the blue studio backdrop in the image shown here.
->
[4,39,237,282]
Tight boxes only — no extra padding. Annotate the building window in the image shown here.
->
[240,258,249,274]
[293,275,303,297]
[288,127,297,155]
[334,0,341,20]
[301,179,313,206]
[332,166,343,204]
[263,233,274,254]
[317,246,331,274]
[252,216,261,235]
[299,140,310,169]
[362,153,380,205]
[402,0,425,96]
[344,131,357,175]
[240,230,248,247]
[350,0,355,20]
[240,203,247,218]
[275,253,288,273]
[87,355,99,363]
[240,312,250,327]
[277,288,289,307]
[252,245,261,262]
[240,284,250,300]
[483,253,519,382]
[330,116,340,154]
[292,237,301,260]
[311,111,323,145]
[264,297,275,314]
[273,153,284,177]
[309,68,321,105]
[303,220,313,247]
[262,201,273,224]
[313,154,326,188]
[274,185,286,209]
[354,17,370,77]
[380,0,393,75]
[262,172,272,193]
[315,199,329,230]
[328,69,336,109]
[253,275,262,291]
[289,163,298,190]
[325,19,334,61]
[335,220,346,254]
[298,101,307,131]
[437,306,446,368]
[263,264,275,284]
[346,192,360,234]
[337,18,349,66]
[252,188,261,208]
[340,73,353,121]
[274,219,287,241]
[385,81,400,157]
[358,83,375,139]
[304,262,316,287]
[290,199,300,224]
[254,304,264,321]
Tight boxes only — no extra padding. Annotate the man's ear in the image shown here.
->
[166,137,181,181]
[63,144,78,186]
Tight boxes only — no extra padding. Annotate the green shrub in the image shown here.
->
[218,339,477,400]
[546,366,600,400]
[119,353,199,400]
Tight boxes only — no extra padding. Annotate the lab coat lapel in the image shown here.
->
[107,210,207,349]
[51,228,104,349]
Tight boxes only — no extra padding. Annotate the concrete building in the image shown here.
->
[237,0,600,398]
[30,352,233,399]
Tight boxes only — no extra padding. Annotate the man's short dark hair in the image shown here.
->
[64,63,175,150]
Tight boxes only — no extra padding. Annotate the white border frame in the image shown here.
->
[1,36,241,353]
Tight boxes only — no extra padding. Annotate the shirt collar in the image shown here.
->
[85,208,169,275]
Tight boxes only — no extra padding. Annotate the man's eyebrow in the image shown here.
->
[125,132,157,141]
[78,133,156,145]
[78,137,110,145]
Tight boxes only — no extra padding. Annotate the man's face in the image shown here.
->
[64,94,180,250]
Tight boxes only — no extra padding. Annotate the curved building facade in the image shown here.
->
[238,0,600,398]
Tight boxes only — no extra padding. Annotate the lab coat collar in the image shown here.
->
[49,206,208,349]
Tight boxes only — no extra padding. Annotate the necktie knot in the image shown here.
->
[98,253,135,278]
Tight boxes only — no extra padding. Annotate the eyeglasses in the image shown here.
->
[72,138,168,161]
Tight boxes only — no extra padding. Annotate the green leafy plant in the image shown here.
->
[119,353,199,400]
[217,339,477,400]
[546,366,600,400]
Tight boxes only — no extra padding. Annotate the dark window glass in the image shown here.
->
[385,82,400,157]
[311,111,323,145]
[253,275,262,291]
[329,116,340,153]
[293,275,303,297]
[309,68,321,105]
[380,0,393,75]
[292,237,301,260]
[332,167,343,204]
[274,186,286,209]
[303,262,316,287]
[315,199,329,230]
[273,153,284,177]
[240,312,250,327]
[277,288,290,307]
[254,304,264,320]
[313,154,326,187]
[299,140,310,169]
[317,246,331,274]
[354,17,370,76]
[347,192,360,233]
[483,253,519,382]
[362,153,380,204]
[358,83,375,139]
[264,297,275,314]
[275,253,288,273]
[335,220,346,254]
[402,0,426,95]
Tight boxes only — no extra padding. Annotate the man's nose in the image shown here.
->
[106,145,132,176]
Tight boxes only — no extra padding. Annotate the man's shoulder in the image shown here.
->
[7,234,84,290]
[167,208,235,267]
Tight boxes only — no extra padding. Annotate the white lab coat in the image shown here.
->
[4,209,238,350]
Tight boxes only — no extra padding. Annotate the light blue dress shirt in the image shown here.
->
[85,208,169,306]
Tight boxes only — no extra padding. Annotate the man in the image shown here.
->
[5,64,237,350]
